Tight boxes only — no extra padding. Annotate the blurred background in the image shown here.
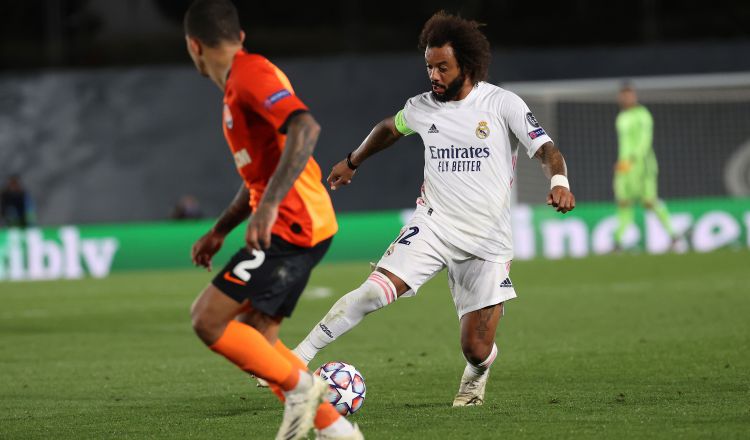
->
[1,0,750,279]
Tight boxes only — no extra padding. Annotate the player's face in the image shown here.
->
[185,36,208,77]
[425,45,465,102]
[618,89,638,109]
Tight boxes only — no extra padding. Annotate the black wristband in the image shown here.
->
[346,152,359,170]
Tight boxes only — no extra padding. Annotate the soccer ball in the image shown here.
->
[313,361,366,416]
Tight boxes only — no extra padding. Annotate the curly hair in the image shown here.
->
[418,11,491,84]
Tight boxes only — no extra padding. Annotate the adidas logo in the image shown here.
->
[319,323,334,338]
[428,124,439,134]
[500,277,513,288]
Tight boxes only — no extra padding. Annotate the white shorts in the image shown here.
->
[376,207,517,318]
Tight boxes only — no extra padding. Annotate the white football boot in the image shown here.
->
[315,423,365,440]
[452,366,489,407]
[275,373,328,440]
[255,376,270,388]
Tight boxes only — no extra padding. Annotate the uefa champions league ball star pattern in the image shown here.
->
[313,361,366,416]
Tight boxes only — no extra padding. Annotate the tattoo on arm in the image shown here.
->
[212,184,251,236]
[349,117,403,166]
[534,142,567,179]
[260,112,321,207]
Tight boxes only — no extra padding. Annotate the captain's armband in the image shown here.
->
[394,110,415,136]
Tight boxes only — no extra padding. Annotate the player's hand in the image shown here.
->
[246,202,278,250]
[327,159,356,190]
[547,187,576,214]
[615,160,632,173]
[191,230,225,271]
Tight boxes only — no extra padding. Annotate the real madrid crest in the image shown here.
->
[223,103,233,129]
[475,121,489,139]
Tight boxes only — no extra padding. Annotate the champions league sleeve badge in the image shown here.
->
[475,121,490,139]
[223,104,233,129]
[526,112,540,128]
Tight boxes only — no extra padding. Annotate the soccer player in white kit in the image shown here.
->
[294,11,576,407]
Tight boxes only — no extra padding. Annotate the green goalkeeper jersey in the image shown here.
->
[615,105,658,175]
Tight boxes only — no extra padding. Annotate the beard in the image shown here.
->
[431,73,466,102]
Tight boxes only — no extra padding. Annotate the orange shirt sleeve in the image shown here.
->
[234,58,309,133]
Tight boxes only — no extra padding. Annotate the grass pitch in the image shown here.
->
[1,250,749,439]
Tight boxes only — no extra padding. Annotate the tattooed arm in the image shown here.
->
[534,142,576,213]
[247,112,321,250]
[191,184,250,271]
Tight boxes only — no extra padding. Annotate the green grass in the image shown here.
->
[1,251,749,439]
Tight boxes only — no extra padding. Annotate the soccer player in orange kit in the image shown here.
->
[183,1,363,439]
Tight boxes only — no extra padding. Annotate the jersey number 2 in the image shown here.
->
[232,249,266,282]
[396,227,420,245]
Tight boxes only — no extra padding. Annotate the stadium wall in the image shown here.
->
[2,44,750,225]
[1,197,748,282]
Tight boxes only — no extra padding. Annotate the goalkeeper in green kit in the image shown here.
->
[614,83,678,250]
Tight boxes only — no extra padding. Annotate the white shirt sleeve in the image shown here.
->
[501,92,553,158]
[395,99,416,136]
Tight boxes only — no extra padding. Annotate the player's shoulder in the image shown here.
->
[232,52,275,75]
[637,104,653,117]
[482,82,521,102]
[405,91,436,110]
[475,82,527,113]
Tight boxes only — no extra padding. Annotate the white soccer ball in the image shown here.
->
[313,361,366,416]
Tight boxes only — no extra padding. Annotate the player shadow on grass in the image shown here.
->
[399,402,452,410]
[196,398,279,418]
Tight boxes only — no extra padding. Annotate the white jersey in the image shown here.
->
[396,81,552,262]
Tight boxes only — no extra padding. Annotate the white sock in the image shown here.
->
[295,272,397,363]
[285,370,312,395]
[318,416,354,436]
[465,343,498,378]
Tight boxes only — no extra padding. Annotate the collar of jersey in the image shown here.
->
[434,81,483,107]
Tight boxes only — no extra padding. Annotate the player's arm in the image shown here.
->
[328,116,404,190]
[632,111,653,162]
[534,142,576,213]
[191,184,250,270]
[247,112,321,250]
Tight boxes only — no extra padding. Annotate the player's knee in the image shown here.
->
[190,305,225,346]
[349,273,397,312]
[461,340,494,366]
[327,281,386,319]
[238,310,281,340]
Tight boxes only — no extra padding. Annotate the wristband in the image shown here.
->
[550,174,569,190]
[346,152,359,170]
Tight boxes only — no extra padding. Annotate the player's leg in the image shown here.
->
[294,268,409,363]
[264,241,361,439]
[642,174,678,247]
[614,172,635,250]
[454,303,503,406]
[242,322,358,439]
[294,215,446,364]
[267,340,361,439]
[190,285,301,389]
[191,286,327,440]
[196,241,337,440]
[448,258,516,406]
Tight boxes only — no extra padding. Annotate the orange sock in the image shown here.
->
[273,340,342,430]
[209,320,298,391]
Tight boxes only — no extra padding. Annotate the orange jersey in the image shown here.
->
[222,51,337,247]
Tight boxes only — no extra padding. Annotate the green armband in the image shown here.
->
[394,110,415,136]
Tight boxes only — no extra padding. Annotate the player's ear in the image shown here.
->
[239,30,246,45]
[186,36,202,57]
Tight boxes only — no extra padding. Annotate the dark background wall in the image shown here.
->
[2,0,749,69]
[2,42,750,225]
[2,0,750,225]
